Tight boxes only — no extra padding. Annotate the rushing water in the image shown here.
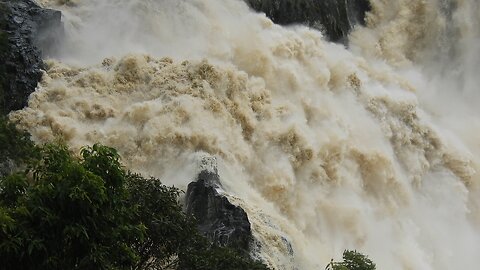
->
[12,0,480,269]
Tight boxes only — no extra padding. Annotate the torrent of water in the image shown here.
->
[11,0,480,269]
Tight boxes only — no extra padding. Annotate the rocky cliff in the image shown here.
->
[0,0,62,115]
[245,0,370,42]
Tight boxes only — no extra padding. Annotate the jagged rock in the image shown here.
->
[245,0,371,42]
[185,157,252,252]
[0,0,63,114]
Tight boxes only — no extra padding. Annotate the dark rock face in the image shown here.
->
[185,169,252,252]
[245,0,371,42]
[0,0,62,115]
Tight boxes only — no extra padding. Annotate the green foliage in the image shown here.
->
[127,173,194,269]
[0,144,143,269]
[333,250,376,270]
[0,141,268,270]
[178,242,268,270]
[0,117,40,174]
[332,265,350,270]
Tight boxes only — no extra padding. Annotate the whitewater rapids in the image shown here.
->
[11,0,480,269]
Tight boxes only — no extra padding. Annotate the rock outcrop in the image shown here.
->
[245,0,371,42]
[185,157,252,252]
[0,0,62,114]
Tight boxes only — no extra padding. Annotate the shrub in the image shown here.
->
[0,144,143,269]
[333,250,376,270]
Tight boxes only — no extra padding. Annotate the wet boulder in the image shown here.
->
[185,157,253,252]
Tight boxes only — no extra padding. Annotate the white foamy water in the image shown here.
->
[13,0,480,269]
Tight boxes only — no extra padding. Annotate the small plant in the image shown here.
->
[332,250,376,270]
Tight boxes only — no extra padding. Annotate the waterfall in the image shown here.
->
[12,0,480,269]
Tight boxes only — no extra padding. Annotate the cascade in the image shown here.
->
[10,0,480,269]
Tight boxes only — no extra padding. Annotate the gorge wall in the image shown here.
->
[245,0,371,42]
[0,0,61,115]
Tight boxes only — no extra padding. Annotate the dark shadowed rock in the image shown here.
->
[0,0,63,115]
[245,0,371,43]
[185,158,252,252]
